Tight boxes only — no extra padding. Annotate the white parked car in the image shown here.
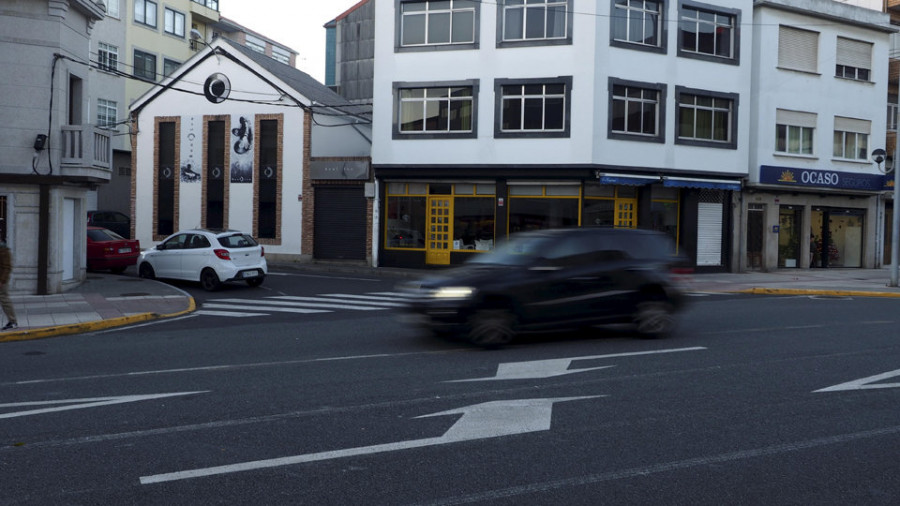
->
[138,229,267,291]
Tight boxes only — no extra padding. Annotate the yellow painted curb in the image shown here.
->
[737,288,900,298]
[0,297,196,343]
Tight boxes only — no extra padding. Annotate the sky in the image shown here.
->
[220,0,363,84]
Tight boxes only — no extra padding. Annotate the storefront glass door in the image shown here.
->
[811,208,864,268]
[426,196,452,265]
[778,206,802,268]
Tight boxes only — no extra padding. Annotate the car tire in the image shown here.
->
[200,268,221,291]
[246,276,264,287]
[467,308,516,348]
[138,263,155,279]
[634,300,675,338]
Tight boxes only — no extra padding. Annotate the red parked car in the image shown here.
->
[87,226,140,274]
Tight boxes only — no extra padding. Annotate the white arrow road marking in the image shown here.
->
[449,347,707,382]
[139,396,602,485]
[815,368,900,392]
[0,391,208,419]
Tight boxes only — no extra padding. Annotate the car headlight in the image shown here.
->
[431,286,476,299]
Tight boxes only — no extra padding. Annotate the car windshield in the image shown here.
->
[466,235,554,266]
[88,229,124,241]
[217,234,258,248]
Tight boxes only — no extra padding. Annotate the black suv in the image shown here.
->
[398,227,690,347]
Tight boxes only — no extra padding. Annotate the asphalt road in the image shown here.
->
[1,272,899,505]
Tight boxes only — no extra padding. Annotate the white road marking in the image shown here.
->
[815,368,900,392]
[206,298,387,311]
[201,303,329,314]
[0,392,207,420]
[139,396,602,485]
[193,310,268,317]
[268,295,404,307]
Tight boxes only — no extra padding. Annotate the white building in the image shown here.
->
[130,38,372,264]
[745,0,894,270]
[371,0,753,271]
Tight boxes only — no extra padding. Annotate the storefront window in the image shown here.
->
[453,197,495,251]
[650,186,679,250]
[778,206,802,268]
[386,184,427,249]
[509,184,579,232]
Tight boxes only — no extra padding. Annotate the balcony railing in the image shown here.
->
[60,125,112,171]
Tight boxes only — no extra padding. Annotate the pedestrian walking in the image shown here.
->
[0,241,17,330]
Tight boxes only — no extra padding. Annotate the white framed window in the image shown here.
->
[271,46,291,65]
[133,49,156,81]
[245,34,266,54]
[679,5,734,59]
[775,110,816,155]
[502,0,568,42]
[400,0,475,47]
[399,86,474,134]
[134,0,157,28]
[833,117,870,161]
[164,8,185,37]
[676,88,736,147]
[98,42,118,72]
[612,0,662,47]
[97,99,118,129]
[498,79,570,135]
[163,58,180,77]
[778,25,818,73]
[104,0,120,18]
[888,103,898,132]
[611,83,661,137]
[835,37,871,81]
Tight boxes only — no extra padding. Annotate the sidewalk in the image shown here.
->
[2,264,900,343]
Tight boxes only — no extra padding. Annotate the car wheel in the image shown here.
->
[110,266,127,274]
[634,300,675,338]
[467,308,516,348]
[246,276,264,287]
[138,263,155,279]
[200,268,221,291]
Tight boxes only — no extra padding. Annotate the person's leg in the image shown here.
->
[0,283,17,329]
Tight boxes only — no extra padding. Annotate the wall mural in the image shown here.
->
[180,115,202,183]
[230,115,253,183]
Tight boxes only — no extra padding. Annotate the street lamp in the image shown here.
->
[873,146,900,287]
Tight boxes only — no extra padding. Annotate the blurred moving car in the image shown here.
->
[138,228,267,291]
[86,226,140,274]
[398,227,691,347]
[87,210,132,239]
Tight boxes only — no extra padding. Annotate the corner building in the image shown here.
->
[371,0,751,271]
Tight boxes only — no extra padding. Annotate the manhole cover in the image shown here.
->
[120,292,152,297]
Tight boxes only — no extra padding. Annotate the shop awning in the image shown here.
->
[596,173,661,186]
[663,176,742,191]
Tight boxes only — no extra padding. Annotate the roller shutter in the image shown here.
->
[697,202,723,266]
[314,186,366,260]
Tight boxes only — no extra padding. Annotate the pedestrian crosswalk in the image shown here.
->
[194,292,409,318]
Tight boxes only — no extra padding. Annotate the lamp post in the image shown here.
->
[874,143,900,287]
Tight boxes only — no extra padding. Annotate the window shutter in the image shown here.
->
[778,26,818,73]
[776,109,817,129]
[697,202,723,267]
[836,37,871,70]
[834,116,871,135]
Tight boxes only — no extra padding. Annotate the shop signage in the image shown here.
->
[310,160,370,180]
[760,165,887,192]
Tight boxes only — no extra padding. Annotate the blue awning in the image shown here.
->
[597,173,660,186]
[663,177,741,191]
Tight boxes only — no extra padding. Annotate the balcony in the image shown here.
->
[59,125,112,180]
[189,0,220,24]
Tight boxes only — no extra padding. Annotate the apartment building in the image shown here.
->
[744,0,893,270]
[0,0,110,294]
[371,0,752,270]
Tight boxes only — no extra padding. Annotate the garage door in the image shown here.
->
[314,186,366,260]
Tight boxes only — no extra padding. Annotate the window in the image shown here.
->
[386,183,428,249]
[675,87,737,148]
[272,46,291,65]
[245,34,266,54]
[835,37,871,82]
[778,25,818,73]
[889,103,898,132]
[133,49,156,81]
[205,118,227,229]
[134,0,157,28]
[98,42,118,72]
[163,58,180,77]
[191,0,218,10]
[678,3,736,61]
[609,78,665,142]
[509,184,580,233]
[775,109,815,156]
[611,0,663,49]
[833,117,870,161]
[495,77,571,138]
[164,8,185,37]
[155,119,178,237]
[104,0,120,18]
[96,99,117,129]
[400,0,476,47]
[256,118,281,241]
[396,83,475,138]
[501,0,569,43]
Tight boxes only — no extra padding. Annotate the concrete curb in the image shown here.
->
[0,297,196,343]
[736,288,900,298]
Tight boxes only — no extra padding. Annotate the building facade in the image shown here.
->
[744,0,893,270]
[371,0,752,270]
[130,39,372,264]
[0,0,110,294]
